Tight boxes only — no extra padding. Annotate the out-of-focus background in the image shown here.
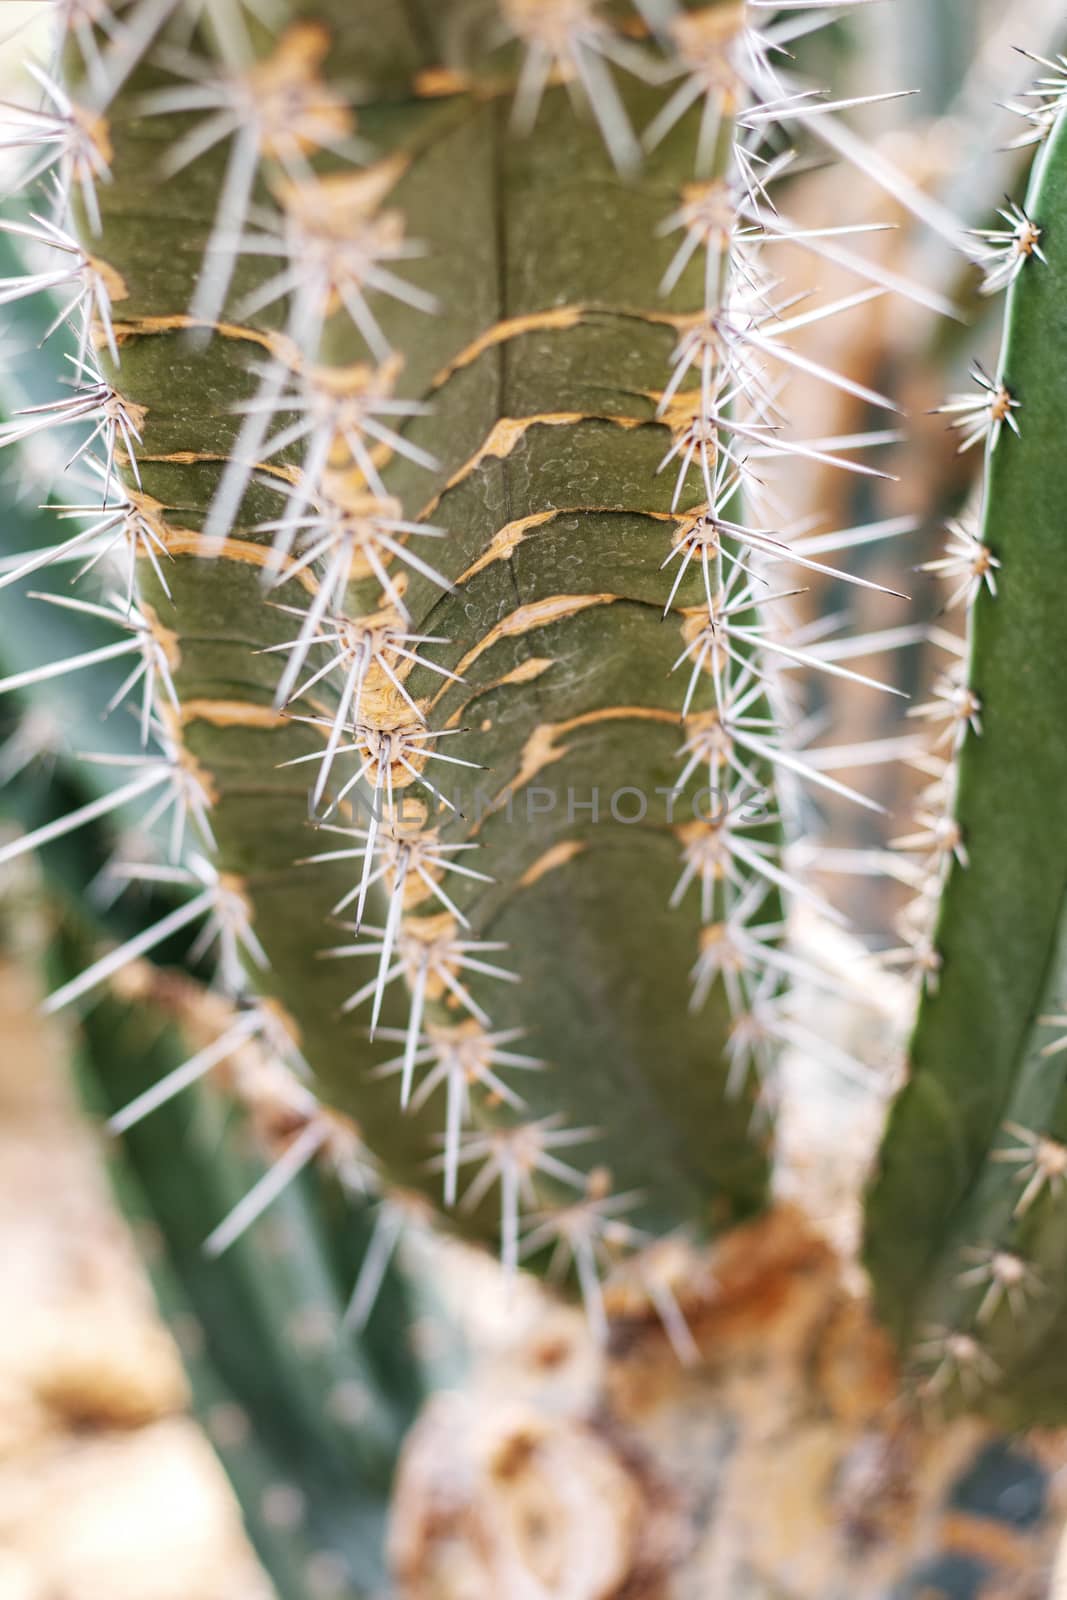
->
[1,1,1066,1595]
[0,959,268,1600]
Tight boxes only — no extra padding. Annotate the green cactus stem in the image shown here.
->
[865,106,1067,1422]
[39,0,822,1268]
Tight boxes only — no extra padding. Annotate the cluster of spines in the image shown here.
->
[0,0,972,1347]
[621,0,961,1129]
[886,58,1067,1411]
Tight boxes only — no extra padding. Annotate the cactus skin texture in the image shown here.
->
[41,0,784,1264]
[865,109,1067,1424]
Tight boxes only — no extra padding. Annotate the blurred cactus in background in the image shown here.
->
[2,1,1067,1595]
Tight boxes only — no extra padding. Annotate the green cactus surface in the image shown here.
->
[38,0,809,1265]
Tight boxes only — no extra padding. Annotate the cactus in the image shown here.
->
[4,2,1067,1597]
[865,100,1067,1424]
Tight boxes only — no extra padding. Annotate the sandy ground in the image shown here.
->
[0,960,272,1600]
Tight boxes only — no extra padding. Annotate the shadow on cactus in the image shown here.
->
[1,1,1067,1595]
